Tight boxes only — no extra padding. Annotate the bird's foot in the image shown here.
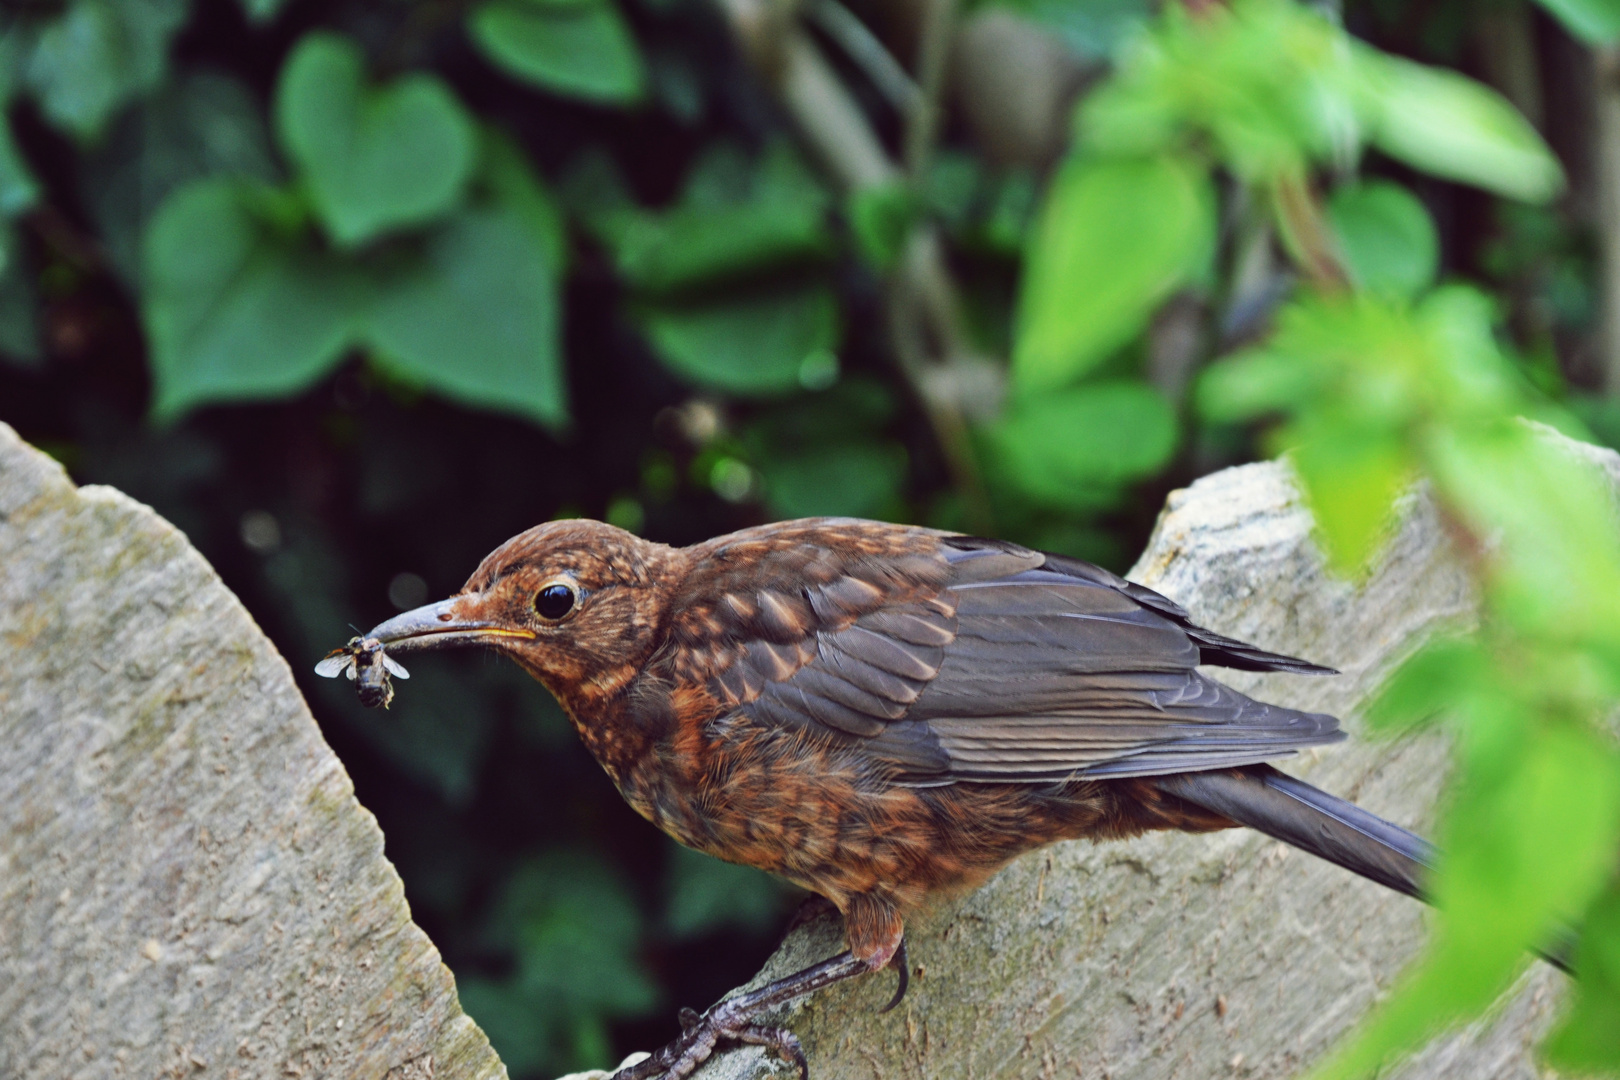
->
[609,1000,807,1080]
[609,951,870,1080]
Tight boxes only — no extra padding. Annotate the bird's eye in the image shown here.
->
[534,582,578,621]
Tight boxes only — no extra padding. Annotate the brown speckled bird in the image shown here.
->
[361,517,1433,1079]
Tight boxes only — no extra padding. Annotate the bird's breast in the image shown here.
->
[605,709,1132,912]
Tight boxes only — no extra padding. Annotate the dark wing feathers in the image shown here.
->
[712,529,1341,785]
[994,543,1337,675]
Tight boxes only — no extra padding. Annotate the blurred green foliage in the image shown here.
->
[4,0,1620,1072]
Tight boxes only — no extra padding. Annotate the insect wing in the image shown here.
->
[382,655,410,679]
[314,652,354,679]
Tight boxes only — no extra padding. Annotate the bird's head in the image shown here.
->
[365,519,681,708]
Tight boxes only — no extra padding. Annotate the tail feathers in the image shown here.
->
[1153,764,1432,901]
[1155,765,1577,974]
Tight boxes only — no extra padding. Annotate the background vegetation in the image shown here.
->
[4,0,1620,1073]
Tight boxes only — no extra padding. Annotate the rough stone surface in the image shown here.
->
[694,441,1615,1080]
[0,423,507,1080]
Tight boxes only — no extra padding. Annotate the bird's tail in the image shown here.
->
[1155,764,1577,972]
[1152,764,1432,900]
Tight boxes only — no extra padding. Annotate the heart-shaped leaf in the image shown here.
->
[468,0,645,105]
[640,285,840,397]
[275,32,476,247]
[143,178,364,419]
[23,0,188,140]
[365,208,567,429]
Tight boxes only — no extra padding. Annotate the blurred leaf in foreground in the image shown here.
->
[1013,153,1213,392]
[1361,54,1563,204]
[1309,719,1620,1080]
[1545,881,1620,1073]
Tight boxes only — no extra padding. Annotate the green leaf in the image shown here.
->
[468,0,645,105]
[759,441,908,519]
[486,854,659,1014]
[467,854,659,1075]
[236,0,290,24]
[1197,347,1323,422]
[994,0,1151,61]
[1327,181,1438,299]
[609,141,830,291]
[0,116,39,217]
[1363,53,1563,204]
[1309,724,1620,1080]
[666,846,787,938]
[1290,424,1415,573]
[847,183,921,271]
[1428,422,1620,650]
[1532,0,1620,44]
[616,201,830,292]
[1363,636,1487,736]
[81,70,278,283]
[0,222,41,368]
[366,207,566,429]
[143,178,362,419]
[274,32,476,247]
[22,0,189,140]
[989,380,1179,507]
[478,127,569,276]
[1014,153,1213,392]
[641,286,841,397]
[454,978,554,1076]
[1078,0,1360,179]
[1544,882,1620,1072]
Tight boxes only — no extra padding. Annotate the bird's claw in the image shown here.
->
[609,998,807,1080]
[877,936,909,1014]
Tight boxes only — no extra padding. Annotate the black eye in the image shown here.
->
[534,582,577,621]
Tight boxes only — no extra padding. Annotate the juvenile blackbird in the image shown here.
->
[363,517,1434,1079]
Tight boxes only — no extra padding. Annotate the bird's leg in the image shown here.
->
[610,951,869,1080]
[613,895,906,1080]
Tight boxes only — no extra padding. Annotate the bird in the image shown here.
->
[357,516,1440,1080]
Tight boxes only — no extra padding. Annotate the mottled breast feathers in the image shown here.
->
[653,519,1342,788]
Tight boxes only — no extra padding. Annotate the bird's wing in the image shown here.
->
[671,523,1342,786]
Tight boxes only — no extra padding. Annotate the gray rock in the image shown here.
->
[0,422,506,1080]
[693,452,1590,1080]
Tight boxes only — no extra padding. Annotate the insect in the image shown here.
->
[314,635,410,708]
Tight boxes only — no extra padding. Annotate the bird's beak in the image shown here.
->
[364,595,536,654]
